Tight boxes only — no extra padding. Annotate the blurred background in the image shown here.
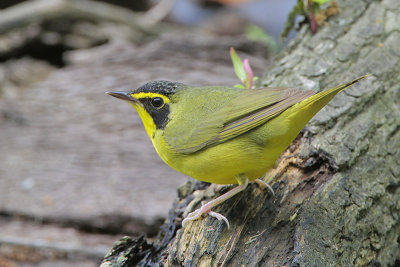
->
[0,0,299,266]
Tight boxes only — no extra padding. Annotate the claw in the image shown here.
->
[254,178,275,196]
[182,208,230,229]
[182,209,202,227]
[182,212,198,227]
[182,177,249,229]
[208,211,230,229]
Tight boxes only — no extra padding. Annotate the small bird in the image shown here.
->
[107,75,367,228]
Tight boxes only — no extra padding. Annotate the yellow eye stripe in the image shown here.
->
[130,92,170,103]
[127,92,171,141]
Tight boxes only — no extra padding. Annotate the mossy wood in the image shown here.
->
[102,0,400,266]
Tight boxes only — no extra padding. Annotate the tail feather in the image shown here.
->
[287,75,369,122]
[255,75,369,170]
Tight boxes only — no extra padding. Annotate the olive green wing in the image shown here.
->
[215,88,315,144]
[168,87,315,154]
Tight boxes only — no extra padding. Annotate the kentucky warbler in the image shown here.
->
[107,75,368,228]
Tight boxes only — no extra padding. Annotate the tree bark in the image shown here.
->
[102,0,400,266]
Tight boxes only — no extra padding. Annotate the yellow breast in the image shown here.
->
[151,123,288,185]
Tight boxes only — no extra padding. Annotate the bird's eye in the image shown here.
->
[151,97,164,108]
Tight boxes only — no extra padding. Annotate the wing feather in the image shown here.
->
[171,87,315,154]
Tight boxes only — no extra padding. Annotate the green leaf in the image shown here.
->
[234,84,246,89]
[281,0,305,40]
[312,0,329,5]
[245,24,279,53]
[230,48,246,84]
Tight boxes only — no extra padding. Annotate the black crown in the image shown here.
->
[135,80,183,96]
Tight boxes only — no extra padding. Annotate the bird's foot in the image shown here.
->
[254,178,275,196]
[182,201,230,229]
[182,177,248,229]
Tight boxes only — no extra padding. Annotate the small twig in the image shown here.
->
[307,0,318,34]
[0,0,157,36]
[141,0,176,26]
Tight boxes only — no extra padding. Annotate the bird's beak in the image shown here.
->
[106,91,138,103]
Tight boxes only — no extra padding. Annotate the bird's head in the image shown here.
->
[107,80,184,138]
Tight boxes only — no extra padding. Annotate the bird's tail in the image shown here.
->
[286,75,369,124]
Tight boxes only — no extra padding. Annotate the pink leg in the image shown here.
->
[182,176,249,229]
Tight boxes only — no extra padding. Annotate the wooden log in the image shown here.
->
[102,0,400,266]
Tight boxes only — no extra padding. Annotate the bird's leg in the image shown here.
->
[254,178,275,196]
[182,175,249,229]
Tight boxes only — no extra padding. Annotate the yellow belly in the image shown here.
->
[161,137,272,184]
[153,111,300,185]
